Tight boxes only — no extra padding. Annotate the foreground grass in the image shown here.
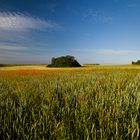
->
[1,67,140,139]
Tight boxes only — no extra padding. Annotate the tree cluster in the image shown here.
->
[0,64,6,67]
[132,60,140,65]
[47,55,81,67]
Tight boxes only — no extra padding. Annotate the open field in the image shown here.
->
[1,65,140,139]
[1,64,140,70]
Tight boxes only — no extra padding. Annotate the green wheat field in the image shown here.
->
[1,65,140,139]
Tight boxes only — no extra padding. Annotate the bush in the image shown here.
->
[0,64,6,67]
[132,60,140,65]
[47,55,81,67]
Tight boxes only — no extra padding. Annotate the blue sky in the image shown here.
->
[0,0,140,64]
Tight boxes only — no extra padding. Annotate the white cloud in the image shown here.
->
[0,11,59,31]
[0,44,28,51]
[69,48,140,55]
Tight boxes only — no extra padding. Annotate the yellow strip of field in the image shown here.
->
[0,66,47,70]
[1,64,140,71]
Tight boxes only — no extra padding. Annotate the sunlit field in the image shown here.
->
[1,65,140,139]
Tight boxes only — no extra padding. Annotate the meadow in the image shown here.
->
[1,65,140,139]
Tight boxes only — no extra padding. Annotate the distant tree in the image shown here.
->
[47,55,81,67]
[132,60,140,65]
[0,64,5,67]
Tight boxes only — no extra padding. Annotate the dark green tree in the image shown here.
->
[47,55,81,67]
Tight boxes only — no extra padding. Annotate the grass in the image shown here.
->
[1,65,140,139]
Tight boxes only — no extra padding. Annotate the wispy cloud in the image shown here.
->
[0,11,60,31]
[0,44,28,51]
[113,0,138,8]
[82,9,112,23]
[95,49,140,55]
[83,9,98,18]
[68,8,113,24]
[0,52,51,64]
[47,3,57,13]
[69,49,140,55]
[127,3,137,8]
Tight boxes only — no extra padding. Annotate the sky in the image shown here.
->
[0,0,140,64]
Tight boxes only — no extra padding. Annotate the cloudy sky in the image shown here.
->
[0,0,140,64]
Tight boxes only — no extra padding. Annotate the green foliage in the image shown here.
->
[132,60,140,65]
[48,55,81,67]
[1,70,140,139]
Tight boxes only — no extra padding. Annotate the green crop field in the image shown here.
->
[1,65,140,139]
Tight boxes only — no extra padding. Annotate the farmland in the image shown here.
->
[1,65,140,139]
